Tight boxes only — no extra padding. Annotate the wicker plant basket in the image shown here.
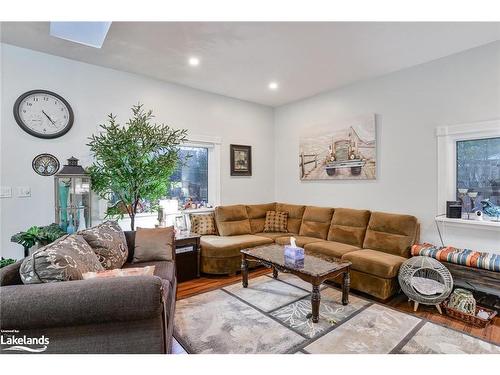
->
[442,300,497,328]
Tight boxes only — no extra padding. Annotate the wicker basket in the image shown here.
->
[442,300,497,328]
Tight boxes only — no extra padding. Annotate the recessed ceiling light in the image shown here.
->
[268,82,279,90]
[188,57,200,66]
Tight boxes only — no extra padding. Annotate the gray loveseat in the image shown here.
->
[0,230,176,354]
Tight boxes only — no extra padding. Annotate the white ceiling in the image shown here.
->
[1,22,499,107]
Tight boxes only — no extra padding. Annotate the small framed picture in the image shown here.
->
[230,144,252,176]
[175,214,187,232]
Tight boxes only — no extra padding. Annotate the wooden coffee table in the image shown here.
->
[240,244,351,323]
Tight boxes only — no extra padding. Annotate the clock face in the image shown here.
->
[14,90,74,139]
[32,153,60,176]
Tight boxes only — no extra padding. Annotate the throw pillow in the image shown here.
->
[82,265,155,279]
[133,226,174,263]
[263,211,288,232]
[20,234,104,284]
[79,221,128,270]
[190,213,217,235]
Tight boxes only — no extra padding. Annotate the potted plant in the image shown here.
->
[87,104,187,230]
[11,223,67,255]
[0,258,16,268]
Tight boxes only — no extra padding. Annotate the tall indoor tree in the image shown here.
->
[88,104,188,230]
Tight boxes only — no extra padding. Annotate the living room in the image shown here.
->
[1,0,499,372]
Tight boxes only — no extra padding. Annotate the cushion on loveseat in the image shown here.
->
[200,234,273,258]
[274,235,325,247]
[245,203,276,233]
[79,221,129,269]
[342,249,407,278]
[362,212,418,257]
[276,203,306,233]
[20,234,104,284]
[215,205,252,236]
[299,206,335,239]
[305,241,361,259]
[327,208,371,247]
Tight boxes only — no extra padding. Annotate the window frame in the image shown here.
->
[437,119,500,221]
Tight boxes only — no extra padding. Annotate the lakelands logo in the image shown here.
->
[1,330,49,353]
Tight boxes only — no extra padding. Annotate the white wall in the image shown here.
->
[2,41,499,260]
[0,43,275,259]
[274,41,500,253]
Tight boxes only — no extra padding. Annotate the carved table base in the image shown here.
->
[240,253,351,323]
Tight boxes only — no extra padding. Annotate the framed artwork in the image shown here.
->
[230,144,252,176]
[299,114,376,180]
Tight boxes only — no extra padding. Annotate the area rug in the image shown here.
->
[174,274,500,354]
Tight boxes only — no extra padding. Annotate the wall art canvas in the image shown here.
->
[299,114,376,180]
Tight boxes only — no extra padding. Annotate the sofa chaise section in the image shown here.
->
[200,234,273,274]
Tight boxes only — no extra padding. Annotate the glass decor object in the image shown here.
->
[54,157,92,233]
[466,191,479,219]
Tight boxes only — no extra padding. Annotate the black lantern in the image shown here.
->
[54,157,92,233]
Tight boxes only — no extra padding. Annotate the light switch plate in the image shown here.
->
[17,186,31,198]
[1,186,12,198]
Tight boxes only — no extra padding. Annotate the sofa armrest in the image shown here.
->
[0,276,164,330]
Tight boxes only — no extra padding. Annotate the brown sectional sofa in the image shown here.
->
[200,202,419,300]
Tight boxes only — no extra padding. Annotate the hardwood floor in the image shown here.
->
[176,268,500,347]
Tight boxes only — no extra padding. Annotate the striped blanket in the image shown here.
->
[411,243,500,272]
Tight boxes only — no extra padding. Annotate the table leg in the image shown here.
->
[241,255,249,288]
[342,270,350,306]
[272,267,278,279]
[311,285,321,323]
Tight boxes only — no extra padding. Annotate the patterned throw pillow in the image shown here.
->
[263,211,288,232]
[20,234,104,284]
[79,221,128,270]
[190,213,217,235]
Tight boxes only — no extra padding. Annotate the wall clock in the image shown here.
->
[13,89,74,139]
[32,153,60,176]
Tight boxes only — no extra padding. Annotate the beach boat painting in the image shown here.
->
[299,114,376,180]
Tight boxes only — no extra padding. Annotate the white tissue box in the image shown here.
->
[284,245,305,260]
[284,245,305,268]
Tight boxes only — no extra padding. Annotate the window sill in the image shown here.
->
[435,216,500,231]
[181,207,215,214]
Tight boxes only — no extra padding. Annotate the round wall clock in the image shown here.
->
[32,153,60,176]
[13,90,74,139]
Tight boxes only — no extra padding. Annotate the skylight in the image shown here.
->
[49,22,112,48]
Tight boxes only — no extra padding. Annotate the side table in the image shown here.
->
[175,233,201,282]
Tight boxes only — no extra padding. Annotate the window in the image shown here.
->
[456,137,500,206]
[437,120,500,222]
[169,146,209,205]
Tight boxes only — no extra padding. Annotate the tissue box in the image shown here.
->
[284,245,305,259]
[284,245,305,268]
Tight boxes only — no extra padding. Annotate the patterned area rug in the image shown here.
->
[174,274,500,354]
